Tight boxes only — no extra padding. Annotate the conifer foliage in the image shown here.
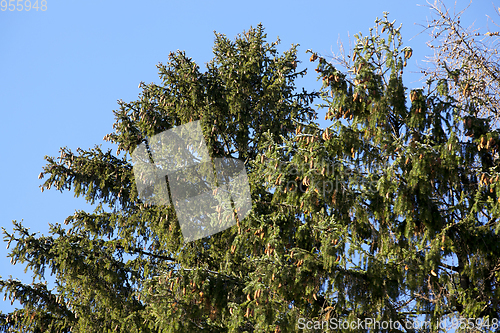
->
[1,24,316,332]
[2,16,500,332]
[260,13,500,331]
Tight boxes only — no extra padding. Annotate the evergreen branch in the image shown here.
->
[115,245,176,262]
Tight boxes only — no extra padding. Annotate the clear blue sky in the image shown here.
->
[0,0,496,320]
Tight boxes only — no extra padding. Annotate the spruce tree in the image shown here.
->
[1,24,317,332]
[258,13,500,331]
[2,16,500,333]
